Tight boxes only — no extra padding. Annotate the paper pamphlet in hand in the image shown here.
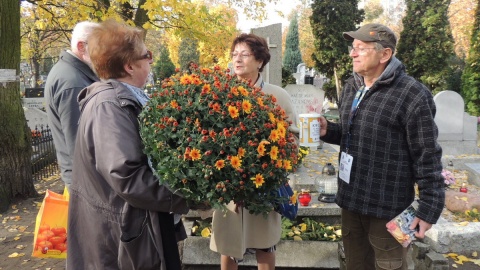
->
[386,204,417,247]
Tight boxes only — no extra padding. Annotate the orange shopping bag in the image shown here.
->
[32,189,69,258]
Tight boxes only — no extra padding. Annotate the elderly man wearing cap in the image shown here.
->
[318,23,445,269]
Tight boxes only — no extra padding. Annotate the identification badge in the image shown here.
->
[339,151,353,184]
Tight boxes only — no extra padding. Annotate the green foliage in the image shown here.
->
[322,79,339,104]
[458,208,480,222]
[396,0,455,93]
[283,15,303,74]
[281,217,342,241]
[281,67,296,88]
[461,0,480,116]
[153,44,176,82]
[444,55,464,94]
[178,37,200,72]
[309,0,363,100]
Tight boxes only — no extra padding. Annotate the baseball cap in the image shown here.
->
[343,23,397,51]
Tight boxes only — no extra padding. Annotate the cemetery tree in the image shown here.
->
[24,0,266,68]
[448,0,477,59]
[396,0,455,93]
[21,4,65,88]
[461,0,480,116]
[293,3,315,68]
[310,0,363,101]
[178,36,200,72]
[153,44,176,82]
[282,67,296,88]
[0,0,37,213]
[283,14,303,74]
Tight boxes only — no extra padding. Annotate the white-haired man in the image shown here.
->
[45,21,99,190]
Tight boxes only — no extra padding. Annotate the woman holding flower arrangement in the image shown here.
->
[67,20,188,270]
[209,33,300,270]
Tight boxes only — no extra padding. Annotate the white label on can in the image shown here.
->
[310,119,320,142]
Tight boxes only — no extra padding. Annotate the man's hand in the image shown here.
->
[319,116,328,137]
[409,217,432,239]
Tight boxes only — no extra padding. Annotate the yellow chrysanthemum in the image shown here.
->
[242,100,252,114]
[268,112,276,123]
[230,156,242,169]
[269,129,279,142]
[256,97,264,106]
[269,146,279,160]
[251,173,265,188]
[238,86,248,96]
[228,106,239,118]
[277,122,286,137]
[283,159,292,170]
[189,148,202,161]
[257,140,270,156]
[201,227,211,237]
[291,190,298,204]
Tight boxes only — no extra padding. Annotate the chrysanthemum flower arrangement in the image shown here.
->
[140,65,299,216]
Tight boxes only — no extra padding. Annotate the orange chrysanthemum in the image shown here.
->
[170,100,179,109]
[180,74,192,85]
[202,84,211,94]
[215,159,225,170]
[189,148,202,161]
[237,147,245,158]
[212,102,221,112]
[230,155,242,169]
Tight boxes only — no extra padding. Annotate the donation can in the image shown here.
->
[299,113,321,147]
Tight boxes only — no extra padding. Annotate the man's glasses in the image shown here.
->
[231,52,253,59]
[348,46,376,55]
[139,50,153,60]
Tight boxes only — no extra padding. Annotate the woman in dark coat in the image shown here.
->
[67,19,188,270]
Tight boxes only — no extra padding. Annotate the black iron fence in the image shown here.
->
[31,125,58,181]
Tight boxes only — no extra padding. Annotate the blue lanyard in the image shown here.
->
[345,86,366,152]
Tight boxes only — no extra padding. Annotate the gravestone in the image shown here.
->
[313,74,328,89]
[22,97,46,111]
[252,23,282,87]
[285,84,325,115]
[24,107,48,130]
[433,90,478,155]
[293,63,306,85]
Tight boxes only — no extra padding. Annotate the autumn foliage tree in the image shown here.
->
[461,0,480,116]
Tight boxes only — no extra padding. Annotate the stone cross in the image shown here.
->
[252,23,282,87]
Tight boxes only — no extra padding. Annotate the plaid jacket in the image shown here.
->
[321,57,445,224]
